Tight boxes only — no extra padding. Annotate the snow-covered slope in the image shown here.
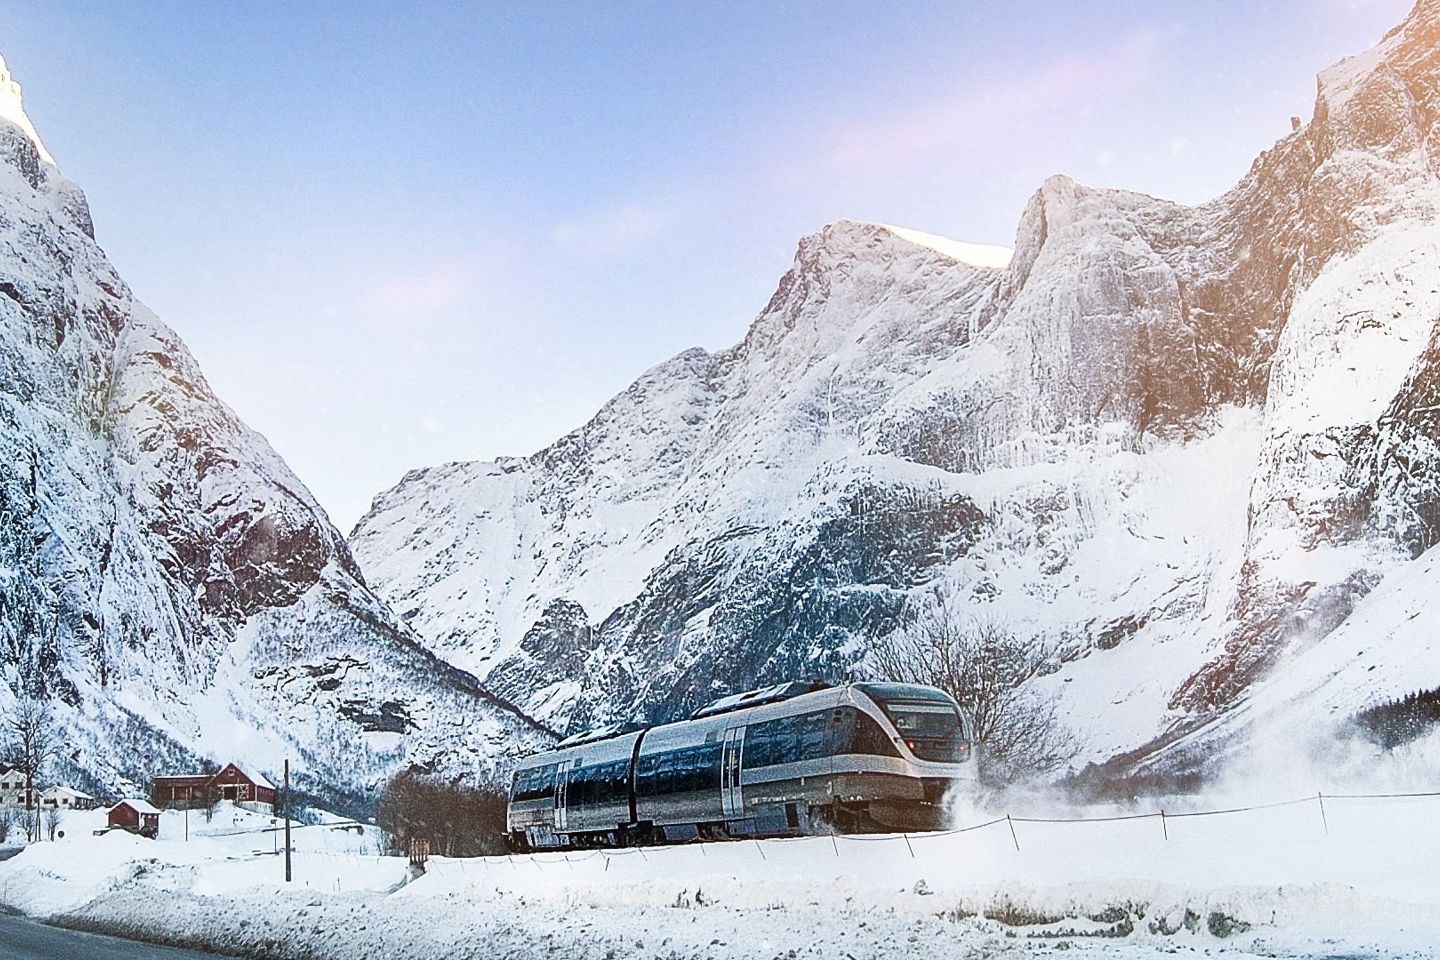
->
[353,0,1440,774]
[0,53,548,803]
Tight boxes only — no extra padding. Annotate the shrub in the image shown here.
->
[375,771,509,857]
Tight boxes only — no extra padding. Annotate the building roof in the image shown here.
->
[226,764,276,791]
[110,797,161,816]
[154,763,277,791]
[44,785,95,799]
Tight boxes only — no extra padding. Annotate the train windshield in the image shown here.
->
[860,684,972,763]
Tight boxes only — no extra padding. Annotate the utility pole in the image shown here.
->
[283,759,292,883]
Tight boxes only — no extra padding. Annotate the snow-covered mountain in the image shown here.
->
[0,54,549,804]
[353,1,1440,775]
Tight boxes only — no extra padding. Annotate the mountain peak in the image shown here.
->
[0,53,55,166]
[814,218,1013,270]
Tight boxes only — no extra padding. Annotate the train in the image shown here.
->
[505,680,977,851]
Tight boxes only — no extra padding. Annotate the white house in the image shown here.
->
[40,785,99,810]
[0,765,34,808]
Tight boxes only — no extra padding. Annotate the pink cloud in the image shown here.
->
[794,30,1163,179]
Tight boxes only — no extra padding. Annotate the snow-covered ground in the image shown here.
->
[2,794,1438,958]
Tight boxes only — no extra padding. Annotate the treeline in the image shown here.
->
[1350,687,1440,749]
[375,771,508,857]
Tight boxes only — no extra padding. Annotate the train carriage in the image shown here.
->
[505,681,975,852]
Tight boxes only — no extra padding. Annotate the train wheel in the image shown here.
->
[805,805,839,835]
[831,802,867,834]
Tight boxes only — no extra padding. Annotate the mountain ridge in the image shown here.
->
[353,0,1440,775]
[0,55,548,803]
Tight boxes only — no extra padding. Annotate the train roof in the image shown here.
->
[690,681,832,720]
[852,682,959,704]
[553,722,644,749]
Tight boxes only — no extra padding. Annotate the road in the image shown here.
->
[0,912,240,960]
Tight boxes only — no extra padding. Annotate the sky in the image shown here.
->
[0,0,1416,530]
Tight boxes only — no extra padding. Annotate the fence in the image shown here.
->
[423,788,1440,871]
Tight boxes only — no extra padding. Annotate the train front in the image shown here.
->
[842,682,978,832]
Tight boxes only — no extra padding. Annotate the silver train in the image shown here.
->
[505,681,977,851]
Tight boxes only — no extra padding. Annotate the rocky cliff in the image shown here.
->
[0,54,547,803]
[352,1,1440,775]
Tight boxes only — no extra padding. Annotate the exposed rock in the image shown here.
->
[352,1,1440,773]
[0,52,546,802]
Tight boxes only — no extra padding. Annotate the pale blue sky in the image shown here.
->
[0,0,1414,529]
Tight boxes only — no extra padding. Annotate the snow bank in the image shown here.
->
[6,793,1440,958]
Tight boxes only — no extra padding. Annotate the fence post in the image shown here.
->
[903,833,916,859]
[754,839,767,861]
[1006,815,1020,852]
[1317,792,1330,836]
[1160,809,1168,841]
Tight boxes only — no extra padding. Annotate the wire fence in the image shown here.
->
[429,788,1440,870]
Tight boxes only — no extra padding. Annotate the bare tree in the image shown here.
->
[872,606,1076,784]
[4,698,59,841]
[44,803,61,841]
[17,806,37,845]
[0,806,12,844]
[376,771,509,857]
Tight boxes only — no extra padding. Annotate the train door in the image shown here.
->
[721,727,745,818]
[554,758,577,832]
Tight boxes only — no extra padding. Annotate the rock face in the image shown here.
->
[0,55,547,803]
[352,0,1440,775]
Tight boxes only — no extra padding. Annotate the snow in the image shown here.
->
[5,794,1440,957]
[0,53,54,164]
[0,45,546,804]
[870,221,1014,270]
[230,764,277,791]
[348,0,1440,776]
[1265,223,1440,431]
[109,797,161,816]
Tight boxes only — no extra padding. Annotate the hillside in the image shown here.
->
[0,54,547,802]
[352,0,1440,774]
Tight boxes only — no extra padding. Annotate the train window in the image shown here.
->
[684,743,721,791]
[637,754,659,794]
[673,748,695,793]
[512,763,560,802]
[877,699,968,762]
[743,723,770,768]
[798,710,828,761]
[771,715,801,765]
[836,708,901,758]
[657,750,679,794]
[702,742,722,787]
[612,760,631,802]
[595,761,612,804]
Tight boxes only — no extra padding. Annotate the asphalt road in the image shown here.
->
[0,912,240,960]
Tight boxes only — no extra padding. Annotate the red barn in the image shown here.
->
[209,763,277,809]
[151,774,213,808]
[108,799,161,838]
[151,762,278,813]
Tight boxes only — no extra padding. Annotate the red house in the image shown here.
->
[209,763,277,809]
[151,762,277,813]
[108,798,161,838]
[151,774,213,808]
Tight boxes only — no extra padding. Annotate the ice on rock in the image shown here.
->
[353,0,1440,774]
